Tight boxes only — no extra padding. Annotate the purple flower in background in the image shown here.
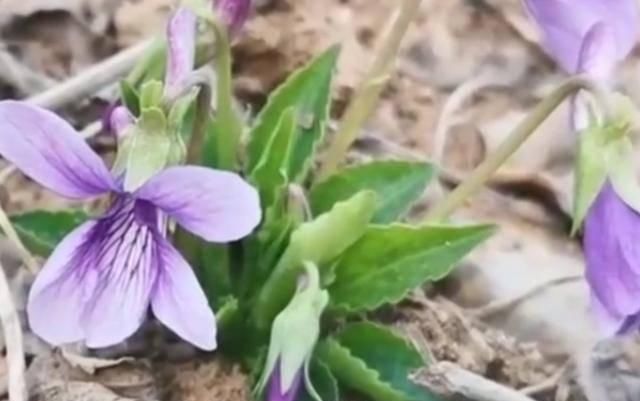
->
[524,0,637,76]
[526,0,640,335]
[525,0,638,129]
[0,101,260,349]
[214,0,251,36]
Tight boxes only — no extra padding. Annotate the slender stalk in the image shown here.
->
[185,73,214,164]
[0,205,37,274]
[424,76,611,222]
[0,259,26,401]
[211,22,243,170]
[29,38,155,110]
[316,0,422,180]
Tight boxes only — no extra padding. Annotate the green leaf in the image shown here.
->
[572,123,612,234]
[310,161,434,223]
[300,360,340,401]
[119,80,141,116]
[253,191,377,328]
[316,338,405,401]
[10,210,89,257]
[336,322,439,401]
[250,107,297,208]
[247,46,339,180]
[329,224,494,312]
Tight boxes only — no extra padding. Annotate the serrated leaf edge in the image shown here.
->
[330,224,494,313]
[247,45,340,172]
[317,338,406,401]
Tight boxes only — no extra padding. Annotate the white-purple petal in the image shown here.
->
[165,7,197,99]
[135,166,261,242]
[151,236,217,350]
[83,198,158,347]
[0,101,116,199]
[27,220,97,345]
[28,197,159,348]
[576,22,617,81]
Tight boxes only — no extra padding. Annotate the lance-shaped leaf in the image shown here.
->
[10,210,89,257]
[329,224,494,312]
[250,107,297,208]
[253,191,377,328]
[334,322,441,401]
[310,160,433,223]
[246,46,339,180]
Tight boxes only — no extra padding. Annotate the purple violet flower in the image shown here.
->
[525,0,638,129]
[0,101,260,349]
[526,0,640,335]
[524,0,637,76]
[214,0,251,37]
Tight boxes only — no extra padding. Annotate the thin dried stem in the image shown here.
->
[0,206,37,275]
[424,76,612,222]
[469,275,582,319]
[415,361,537,401]
[317,0,422,180]
[27,38,155,110]
[0,259,27,401]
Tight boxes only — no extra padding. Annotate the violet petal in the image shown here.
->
[83,198,159,348]
[27,220,97,345]
[524,0,637,74]
[165,7,197,98]
[590,292,640,336]
[214,0,251,36]
[151,235,216,350]
[135,166,261,242]
[576,22,617,81]
[0,101,116,198]
[584,183,640,329]
[28,197,159,348]
[268,364,302,401]
[108,106,135,139]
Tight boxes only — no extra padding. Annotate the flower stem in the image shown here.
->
[316,0,422,181]
[186,72,214,164]
[0,205,37,274]
[211,22,243,171]
[424,76,612,222]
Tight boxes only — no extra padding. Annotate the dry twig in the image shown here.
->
[27,39,155,110]
[414,361,537,401]
[0,259,26,401]
[469,275,582,319]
